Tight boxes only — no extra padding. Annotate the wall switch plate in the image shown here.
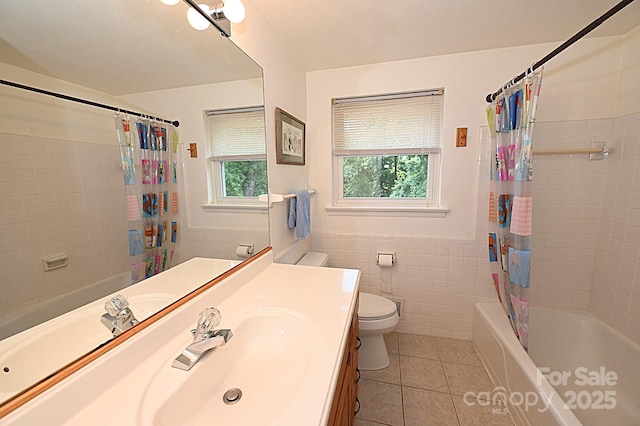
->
[188,143,198,158]
[456,128,467,147]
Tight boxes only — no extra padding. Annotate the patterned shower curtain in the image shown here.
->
[487,69,543,350]
[115,114,180,283]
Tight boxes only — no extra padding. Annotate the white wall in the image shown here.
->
[306,36,624,240]
[0,62,126,144]
[616,25,640,116]
[230,0,309,261]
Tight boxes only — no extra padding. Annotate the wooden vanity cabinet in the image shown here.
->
[328,296,360,426]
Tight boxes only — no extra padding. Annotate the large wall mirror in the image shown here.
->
[0,0,267,407]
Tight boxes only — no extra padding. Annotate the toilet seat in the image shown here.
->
[358,293,397,321]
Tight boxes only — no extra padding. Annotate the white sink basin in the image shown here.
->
[139,309,318,426]
[0,293,175,402]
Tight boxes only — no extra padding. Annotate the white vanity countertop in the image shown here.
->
[1,253,360,425]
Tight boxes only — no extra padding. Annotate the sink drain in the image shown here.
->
[223,388,242,405]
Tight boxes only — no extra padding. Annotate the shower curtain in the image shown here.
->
[486,69,543,350]
[115,114,180,283]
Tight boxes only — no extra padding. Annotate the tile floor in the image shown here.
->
[355,332,515,426]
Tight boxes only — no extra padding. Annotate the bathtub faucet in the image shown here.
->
[172,307,233,371]
[100,295,139,337]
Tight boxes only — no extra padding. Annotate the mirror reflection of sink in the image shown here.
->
[139,310,318,426]
[0,293,175,401]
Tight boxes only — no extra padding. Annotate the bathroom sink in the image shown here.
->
[0,293,175,401]
[139,309,318,426]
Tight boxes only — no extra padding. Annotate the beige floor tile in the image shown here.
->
[384,331,399,354]
[399,355,449,393]
[397,332,439,360]
[402,387,459,426]
[442,362,496,397]
[436,338,483,366]
[356,379,404,426]
[354,419,391,426]
[361,354,401,385]
[452,395,514,425]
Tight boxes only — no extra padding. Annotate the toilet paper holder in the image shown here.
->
[376,252,395,266]
[236,244,254,258]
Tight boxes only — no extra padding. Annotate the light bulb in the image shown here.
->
[187,4,211,31]
[223,0,245,23]
[160,0,180,5]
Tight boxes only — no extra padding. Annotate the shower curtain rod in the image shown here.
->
[0,79,180,127]
[485,0,636,103]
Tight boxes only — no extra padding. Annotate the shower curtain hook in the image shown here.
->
[526,62,535,77]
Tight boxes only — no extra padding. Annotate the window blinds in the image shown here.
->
[206,107,266,161]
[333,89,444,156]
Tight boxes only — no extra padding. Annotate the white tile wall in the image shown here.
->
[176,228,269,264]
[529,119,612,310]
[0,133,130,319]
[312,232,494,340]
[590,112,640,344]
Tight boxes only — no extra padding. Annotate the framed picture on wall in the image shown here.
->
[275,107,305,165]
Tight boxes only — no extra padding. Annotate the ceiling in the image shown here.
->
[0,0,262,95]
[0,0,637,94]
[250,0,640,71]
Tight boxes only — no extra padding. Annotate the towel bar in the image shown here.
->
[258,189,316,206]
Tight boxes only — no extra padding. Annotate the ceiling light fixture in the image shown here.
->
[187,4,212,31]
[160,0,181,5]
[185,0,245,37]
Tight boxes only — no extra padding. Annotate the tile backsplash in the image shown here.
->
[312,232,492,340]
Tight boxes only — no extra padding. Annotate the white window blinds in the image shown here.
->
[332,89,444,156]
[206,107,266,161]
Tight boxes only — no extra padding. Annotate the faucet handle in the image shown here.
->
[105,294,130,316]
[195,307,221,334]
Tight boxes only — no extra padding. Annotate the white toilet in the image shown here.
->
[297,252,400,371]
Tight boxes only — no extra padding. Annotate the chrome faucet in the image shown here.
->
[172,307,233,371]
[100,295,139,337]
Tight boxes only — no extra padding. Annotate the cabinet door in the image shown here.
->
[329,295,359,426]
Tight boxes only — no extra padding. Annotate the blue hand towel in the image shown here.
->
[288,190,310,239]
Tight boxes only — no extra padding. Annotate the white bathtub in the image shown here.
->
[0,272,132,340]
[473,303,640,426]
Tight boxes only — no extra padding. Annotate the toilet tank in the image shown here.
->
[296,252,329,267]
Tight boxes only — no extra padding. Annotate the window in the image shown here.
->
[332,90,443,208]
[205,107,267,205]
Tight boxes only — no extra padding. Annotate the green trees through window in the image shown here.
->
[343,155,428,198]
[222,160,267,197]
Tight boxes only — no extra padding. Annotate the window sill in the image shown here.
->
[200,204,268,213]
[325,206,449,217]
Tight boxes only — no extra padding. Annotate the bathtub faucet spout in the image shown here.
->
[100,295,139,337]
